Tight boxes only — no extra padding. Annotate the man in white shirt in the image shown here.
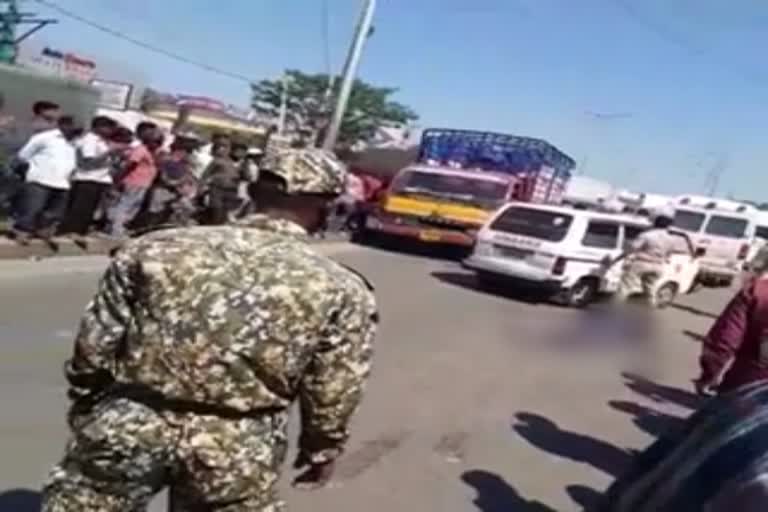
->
[58,116,118,238]
[12,116,80,242]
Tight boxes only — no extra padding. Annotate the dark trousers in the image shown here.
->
[14,182,69,234]
[206,187,241,225]
[58,181,110,236]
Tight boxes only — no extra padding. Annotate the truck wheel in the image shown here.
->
[654,283,678,309]
[563,278,597,308]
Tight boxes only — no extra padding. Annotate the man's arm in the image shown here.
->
[65,252,135,392]
[297,285,378,466]
[698,286,752,388]
[16,132,43,162]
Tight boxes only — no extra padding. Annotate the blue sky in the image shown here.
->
[25,0,768,200]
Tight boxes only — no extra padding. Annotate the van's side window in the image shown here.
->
[624,225,646,250]
[582,222,619,249]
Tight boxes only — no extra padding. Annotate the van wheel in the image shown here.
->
[563,278,597,308]
[654,283,678,309]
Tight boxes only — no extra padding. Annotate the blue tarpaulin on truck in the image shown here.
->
[417,128,576,178]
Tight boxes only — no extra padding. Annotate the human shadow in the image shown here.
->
[431,271,547,305]
[513,412,632,478]
[608,400,687,439]
[682,329,706,343]
[669,303,719,319]
[0,488,41,512]
[621,372,703,410]
[462,470,557,512]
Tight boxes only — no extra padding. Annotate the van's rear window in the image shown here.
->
[705,215,748,239]
[490,206,573,242]
[673,210,706,232]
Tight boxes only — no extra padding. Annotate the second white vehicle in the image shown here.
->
[463,202,698,307]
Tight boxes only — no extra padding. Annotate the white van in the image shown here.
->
[463,202,698,307]
[463,203,649,307]
[672,196,757,286]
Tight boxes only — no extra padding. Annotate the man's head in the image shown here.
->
[32,101,60,122]
[91,116,117,139]
[136,121,158,141]
[57,115,82,140]
[110,126,134,146]
[211,132,231,147]
[230,142,248,162]
[139,125,164,151]
[652,205,676,229]
[250,148,346,232]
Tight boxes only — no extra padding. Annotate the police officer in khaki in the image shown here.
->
[42,148,379,511]
[613,208,679,305]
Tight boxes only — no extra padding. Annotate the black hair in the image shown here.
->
[91,115,117,130]
[231,142,248,152]
[33,100,60,115]
[212,132,231,144]
[111,126,134,144]
[654,216,674,229]
[136,121,157,137]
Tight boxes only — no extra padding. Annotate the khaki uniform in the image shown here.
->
[617,228,679,304]
[43,150,376,511]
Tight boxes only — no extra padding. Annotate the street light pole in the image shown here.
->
[322,0,376,152]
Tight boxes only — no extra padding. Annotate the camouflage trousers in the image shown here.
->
[41,397,289,511]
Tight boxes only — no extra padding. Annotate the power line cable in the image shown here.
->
[31,0,253,83]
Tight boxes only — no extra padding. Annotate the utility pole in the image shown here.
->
[322,0,376,152]
[0,0,19,64]
[277,73,289,136]
[0,0,56,64]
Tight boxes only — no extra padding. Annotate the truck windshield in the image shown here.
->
[390,170,508,207]
[705,215,749,239]
[673,209,706,232]
[490,206,573,242]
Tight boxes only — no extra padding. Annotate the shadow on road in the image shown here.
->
[682,329,706,343]
[512,412,632,478]
[621,372,703,410]
[0,489,41,512]
[608,400,686,439]
[669,303,719,320]
[354,236,470,261]
[462,470,557,512]
[431,271,547,305]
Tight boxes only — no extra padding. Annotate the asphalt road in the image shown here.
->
[0,242,729,511]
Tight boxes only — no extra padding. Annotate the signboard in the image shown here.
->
[90,79,133,110]
[19,46,98,82]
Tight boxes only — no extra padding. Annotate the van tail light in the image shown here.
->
[552,257,567,276]
[739,243,749,260]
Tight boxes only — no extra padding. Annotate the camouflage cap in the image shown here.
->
[263,148,347,196]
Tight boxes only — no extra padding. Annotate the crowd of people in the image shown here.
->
[1,100,271,245]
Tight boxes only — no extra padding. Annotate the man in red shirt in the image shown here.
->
[106,124,162,237]
[696,273,768,395]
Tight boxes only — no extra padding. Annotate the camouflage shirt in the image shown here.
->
[65,215,378,463]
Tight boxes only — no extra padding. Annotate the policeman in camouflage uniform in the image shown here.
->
[41,148,379,511]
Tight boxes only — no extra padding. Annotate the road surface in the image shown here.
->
[0,241,727,511]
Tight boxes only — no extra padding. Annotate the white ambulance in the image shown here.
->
[672,196,758,286]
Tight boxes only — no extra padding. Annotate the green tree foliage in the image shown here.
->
[251,70,418,148]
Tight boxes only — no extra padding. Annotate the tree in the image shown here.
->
[251,70,418,149]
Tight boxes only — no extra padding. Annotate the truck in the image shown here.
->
[354,128,576,249]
